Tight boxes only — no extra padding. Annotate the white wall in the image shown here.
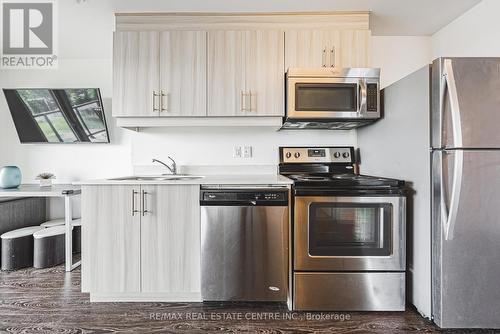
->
[432,0,500,57]
[358,66,433,318]
[131,128,355,168]
[372,36,432,88]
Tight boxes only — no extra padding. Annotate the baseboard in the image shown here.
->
[90,292,202,302]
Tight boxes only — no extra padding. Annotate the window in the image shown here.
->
[12,88,109,143]
[17,89,78,142]
[64,89,108,142]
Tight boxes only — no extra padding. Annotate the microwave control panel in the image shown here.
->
[367,83,378,112]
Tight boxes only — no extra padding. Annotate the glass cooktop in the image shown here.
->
[286,173,405,189]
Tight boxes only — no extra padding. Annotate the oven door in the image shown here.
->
[294,196,405,271]
[287,77,378,119]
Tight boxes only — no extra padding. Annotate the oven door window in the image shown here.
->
[308,203,392,256]
[295,83,358,112]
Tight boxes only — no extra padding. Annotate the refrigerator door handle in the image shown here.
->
[442,59,463,149]
[440,150,464,240]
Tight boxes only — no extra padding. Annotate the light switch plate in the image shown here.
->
[233,146,242,158]
[243,146,253,158]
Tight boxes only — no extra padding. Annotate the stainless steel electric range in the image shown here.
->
[279,146,407,311]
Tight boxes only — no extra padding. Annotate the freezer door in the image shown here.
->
[432,57,500,149]
[432,150,500,328]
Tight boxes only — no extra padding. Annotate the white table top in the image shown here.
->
[0,184,81,197]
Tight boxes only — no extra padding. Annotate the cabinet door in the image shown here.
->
[85,185,141,293]
[338,30,371,68]
[159,31,207,117]
[246,30,285,116]
[207,31,246,116]
[285,29,371,69]
[285,30,331,69]
[113,31,160,117]
[141,185,201,294]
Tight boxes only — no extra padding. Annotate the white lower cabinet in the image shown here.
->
[82,184,200,301]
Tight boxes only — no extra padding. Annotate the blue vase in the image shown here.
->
[0,166,22,189]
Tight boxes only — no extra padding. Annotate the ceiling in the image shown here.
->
[110,0,482,36]
[363,0,482,35]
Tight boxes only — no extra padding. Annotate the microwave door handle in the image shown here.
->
[358,79,367,115]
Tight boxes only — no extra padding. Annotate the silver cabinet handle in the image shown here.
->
[330,47,335,68]
[132,190,140,216]
[160,90,167,112]
[322,49,326,67]
[247,90,252,112]
[439,150,463,240]
[241,91,251,112]
[141,190,149,216]
[240,90,245,111]
[152,91,160,112]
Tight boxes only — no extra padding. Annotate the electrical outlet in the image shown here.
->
[233,146,242,158]
[243,146,253,158]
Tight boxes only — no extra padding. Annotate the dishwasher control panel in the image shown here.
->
[201,189,289,206]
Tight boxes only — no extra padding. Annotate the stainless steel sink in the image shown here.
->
[109,175,204,181]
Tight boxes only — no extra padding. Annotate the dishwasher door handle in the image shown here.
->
[201,200,259,206]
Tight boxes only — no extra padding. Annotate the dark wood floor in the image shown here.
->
[0,264,496,334]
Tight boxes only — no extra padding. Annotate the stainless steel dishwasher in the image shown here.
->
[200,186,289,302]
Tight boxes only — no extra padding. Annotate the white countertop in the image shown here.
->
[74,174,293,186]
[0,184,81,197]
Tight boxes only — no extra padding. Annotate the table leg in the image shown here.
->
[64,195,73,272]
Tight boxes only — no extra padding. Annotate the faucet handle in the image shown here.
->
[167,156,177,174]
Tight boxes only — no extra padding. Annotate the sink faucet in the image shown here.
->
[152,157,177,175]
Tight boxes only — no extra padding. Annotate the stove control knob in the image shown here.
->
[294,152,301,159]
[285,152,292,159]
[333,152,341,158]
[342,152,350,158]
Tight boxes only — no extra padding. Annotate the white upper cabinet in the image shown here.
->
[208,30,285,117]
[285,29,370,69]
[113,30,207,118]
[159,31,207,117]
[338,30,371,68]
[246,30,285,116]
[113,31,160,117]
[207,31,246,117]
[285,30,338,68]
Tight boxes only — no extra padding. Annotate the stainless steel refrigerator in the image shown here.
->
[431,57,500,328]
[358,57,500,328]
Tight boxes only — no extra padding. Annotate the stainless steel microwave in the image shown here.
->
[282,68,381,130]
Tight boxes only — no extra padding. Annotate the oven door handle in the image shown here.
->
[358,79,367,116]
